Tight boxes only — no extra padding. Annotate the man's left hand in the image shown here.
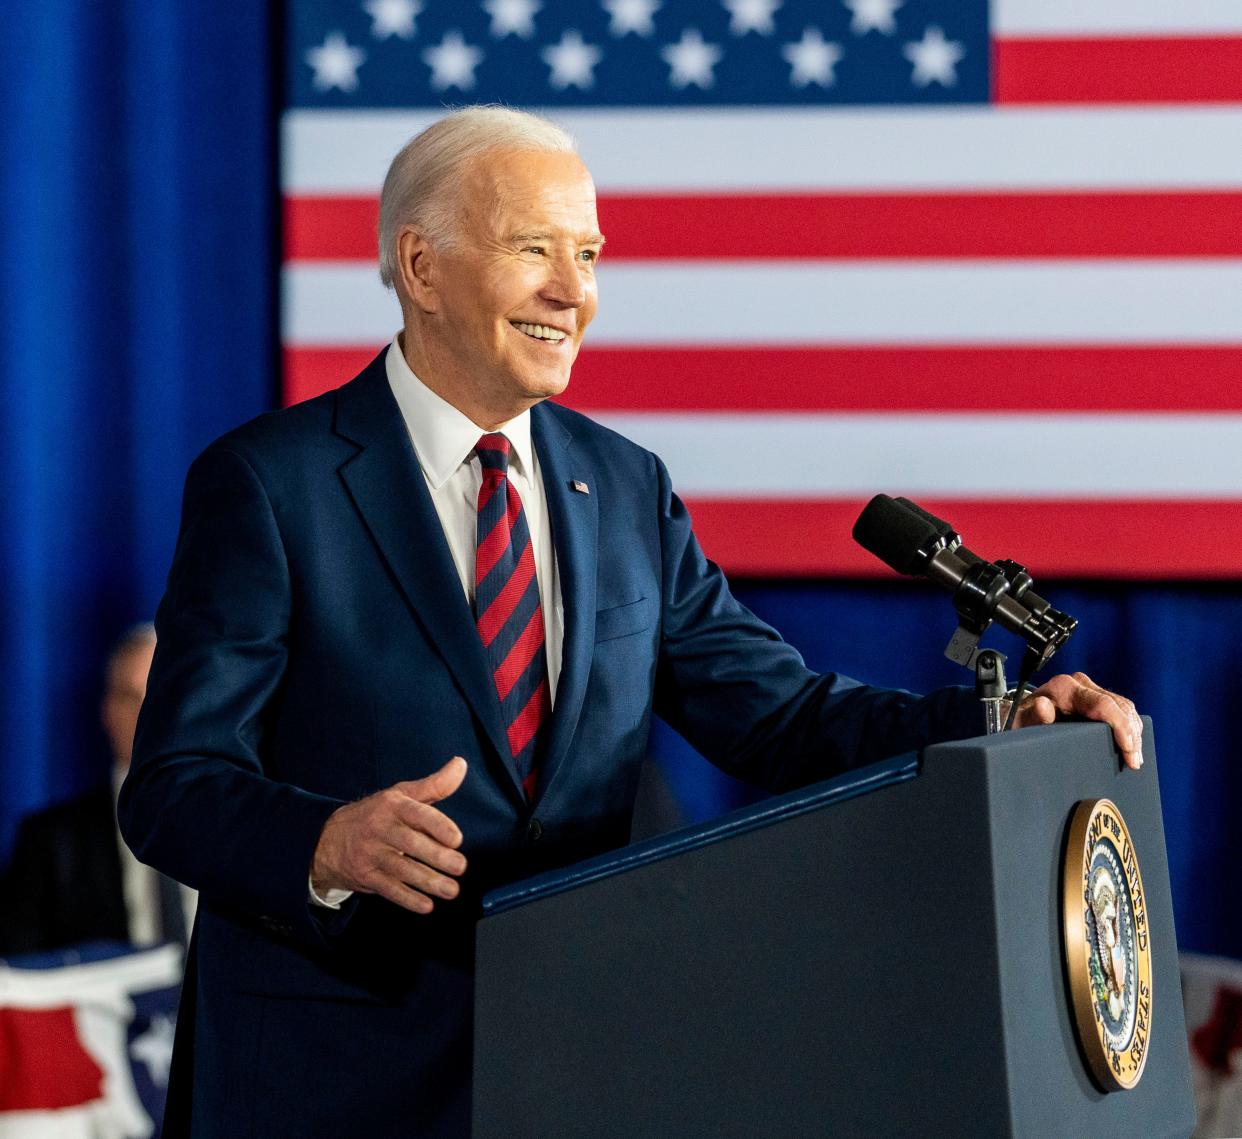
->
[1007,671,1144,770]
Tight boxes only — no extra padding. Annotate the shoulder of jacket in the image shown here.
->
[539,400,657,469]
[194,386,345,477]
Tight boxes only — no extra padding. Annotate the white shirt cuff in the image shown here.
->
[308,874,354,909]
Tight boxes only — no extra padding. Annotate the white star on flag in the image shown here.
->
[781,27,843,87]
[542,30,603,89]
[603,0,660,37]
[903,25,965,87]
[483,0,541,39]
[843,0,902,36]
[661,28,723,89]
[722,0,781,36]
[422,30,484,90]
[131,1014,177,1088]
[305,31,367,93]
[363,0,421,40]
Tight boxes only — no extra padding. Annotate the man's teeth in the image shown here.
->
[512,321,567,342]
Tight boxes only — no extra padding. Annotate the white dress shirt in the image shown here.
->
[384,335,564,700]
[310,336,564,909]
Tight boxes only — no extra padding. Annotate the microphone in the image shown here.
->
[878,496,1059,615]
[852,494,1077,668]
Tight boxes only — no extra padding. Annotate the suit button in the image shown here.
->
[527,818,543,842]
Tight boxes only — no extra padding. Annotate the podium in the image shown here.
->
[474,722,1195,1137]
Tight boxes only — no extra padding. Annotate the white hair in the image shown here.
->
[377,105,578,289]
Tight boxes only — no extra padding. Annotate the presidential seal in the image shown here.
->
[1062,798,1152,1091]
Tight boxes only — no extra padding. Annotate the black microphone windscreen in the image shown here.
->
[852,494,946,576]
[893,497,954,536]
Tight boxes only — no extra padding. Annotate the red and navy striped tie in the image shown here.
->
[474,433,550,800]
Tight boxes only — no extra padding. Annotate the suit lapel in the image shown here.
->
[332,355,521,800]
[532,405,598,804]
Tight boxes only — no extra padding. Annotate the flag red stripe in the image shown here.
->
[284,190,1242,262]
[0,1007,106,1111]
[1190,986,1242,1074]
[565,345,1242,412]
[283,345,1242,411]
[995,36,1242,104]
[599,191,1242,259]
[686,498,1242,578]
[285,195,378,261]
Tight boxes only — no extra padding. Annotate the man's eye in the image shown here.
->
[579,249,598,263]
[524,246,544,255]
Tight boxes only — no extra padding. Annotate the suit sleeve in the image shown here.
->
[118,445,350,949]
[649,456,982,792]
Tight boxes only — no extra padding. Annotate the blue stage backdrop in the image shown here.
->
[1,2,1238,966]
[0,3,275,858]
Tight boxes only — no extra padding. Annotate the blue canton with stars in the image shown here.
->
[289,0,989,108]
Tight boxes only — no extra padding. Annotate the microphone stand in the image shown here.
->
[938,554,1069,733]
[975,649,1008,735]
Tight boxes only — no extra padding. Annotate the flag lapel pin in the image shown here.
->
[570,479,590,495]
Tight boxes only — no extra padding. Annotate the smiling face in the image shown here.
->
[398,147,603,428]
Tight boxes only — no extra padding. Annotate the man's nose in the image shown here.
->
[541,250,588,308]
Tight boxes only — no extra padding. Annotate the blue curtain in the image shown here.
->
[0,3,275,858]
[1,3,1236,966]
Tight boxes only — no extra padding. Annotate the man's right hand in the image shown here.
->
[310,756,469,914]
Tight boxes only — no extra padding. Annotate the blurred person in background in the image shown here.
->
[0,624,194,957]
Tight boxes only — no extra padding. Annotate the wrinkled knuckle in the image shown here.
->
[396,830,419,857]
[382,787,406,811]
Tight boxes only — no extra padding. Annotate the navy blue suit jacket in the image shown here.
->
[119,349,980,1137]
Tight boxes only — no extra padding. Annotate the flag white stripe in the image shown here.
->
[0,944,184,1005]
[281,108,1242,193]
[591,413,1242,497]
[283,261,1242,346]
[994,0,1242,37]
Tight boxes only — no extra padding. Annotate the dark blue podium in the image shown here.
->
[474,722,1195,1137]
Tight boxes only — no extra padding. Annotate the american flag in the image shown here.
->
[282,0,1242,577]
[0,944,182,1135]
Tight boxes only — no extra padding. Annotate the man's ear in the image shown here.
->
[395,225,439,314]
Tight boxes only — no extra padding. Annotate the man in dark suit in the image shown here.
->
[3,625,191,956]
[119,107,1143,1137]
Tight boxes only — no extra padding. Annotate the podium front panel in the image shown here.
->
[475,723,1194,1137]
